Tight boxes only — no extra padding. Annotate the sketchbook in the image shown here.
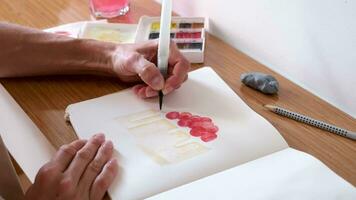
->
[65,67,355,200]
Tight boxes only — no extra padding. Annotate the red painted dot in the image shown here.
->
[177,119,190,127]
[201,132,218,142]
[200,117,212,122]
[190,116,201,122]
[205,125,219,133]
[190,127,205,137]
[186,119,194,127]
[166,111,180,120]
[179,112,192,119]
[188,121,198,128]
[168,111,219,142]
[190,121,214,129]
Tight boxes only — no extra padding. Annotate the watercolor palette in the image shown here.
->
[135,16,206,63]
[77,17,206,63]
[78,22,137,44]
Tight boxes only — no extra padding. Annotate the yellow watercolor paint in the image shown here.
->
[83,27,135,44]
[151,22,161,31]
[151,22,177,31]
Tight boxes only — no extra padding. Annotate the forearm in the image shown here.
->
[0,22,115,77]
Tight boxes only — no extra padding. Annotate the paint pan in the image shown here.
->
[136,16,206,63]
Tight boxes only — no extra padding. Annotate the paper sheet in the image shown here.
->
[44,20,108,38]
[66,67,289,199]
[44,21,136,44]
[44,21,86,38]
[79,22,137,43]
[148,148,356,200]
[0,85,56,182]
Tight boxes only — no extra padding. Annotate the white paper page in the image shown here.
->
[66,67,288,200]
[0,85,56,182]
[148,148,356,200]
[44,21,86,38]
[44,20,108,38]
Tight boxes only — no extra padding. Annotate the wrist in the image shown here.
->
[75,39,117,76]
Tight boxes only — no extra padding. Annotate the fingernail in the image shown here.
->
[109,158,118,165]
[152,76,164,90]
[105,141,113,149]
[163,86,174,95]
[94,133,105,142]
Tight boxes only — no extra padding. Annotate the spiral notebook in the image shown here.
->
[65,67,355,200]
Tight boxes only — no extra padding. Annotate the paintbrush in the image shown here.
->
[157,0,172,110]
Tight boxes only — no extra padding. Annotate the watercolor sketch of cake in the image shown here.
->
[115,110,219,165]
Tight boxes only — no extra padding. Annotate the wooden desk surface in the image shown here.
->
[1,0,355,186]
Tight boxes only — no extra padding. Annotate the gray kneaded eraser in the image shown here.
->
[240,72,279,94]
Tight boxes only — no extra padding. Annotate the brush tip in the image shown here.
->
[159,91,163,110]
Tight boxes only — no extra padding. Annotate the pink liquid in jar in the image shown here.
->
[90,0,129,18]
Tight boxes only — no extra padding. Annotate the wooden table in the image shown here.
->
[1,0,355,188]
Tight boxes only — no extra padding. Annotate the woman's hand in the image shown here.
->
[25,134,118,200]
[110,40,191,98]
[0,23,190,98]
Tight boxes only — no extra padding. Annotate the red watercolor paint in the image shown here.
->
[190,121,214,129]
[204,125,219,134]
[190,127,205,137]
[177,119,190,127]
[179,112,192,119]
[176,32,189,38]
[192,32,202,38]
[201,132,217,142]
[176,32,201,39]
[165,111,219,142]
[190,116,201,122]
[166,111,180,119]
[200,117,212,122]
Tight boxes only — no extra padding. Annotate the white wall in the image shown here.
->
[158,0,356,118]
